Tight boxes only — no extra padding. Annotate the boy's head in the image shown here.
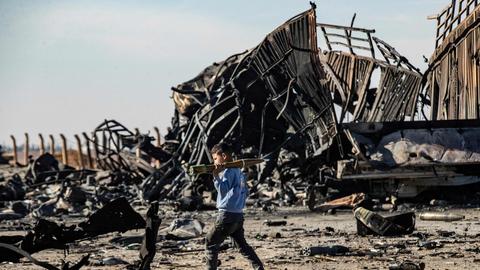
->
[210,143,233,164]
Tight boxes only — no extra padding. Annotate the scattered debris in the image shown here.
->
[1,1,480,269]
[316,193,366,212]
[165,218,203,240]
[0,243,90,270]
[263,220,287,226]
[418,212,464,222]
[418,240,444,250]
[437,230,455,237]
[0,197,145,263]
[0,146,8,165]
[78,197,145,236]
[389,260,426,270]
[268,231,282,239]
[354,207,415,236]
[302,245,350,256]
[0,174,25,201]
[95,257,129,266]
[137,201,162,270]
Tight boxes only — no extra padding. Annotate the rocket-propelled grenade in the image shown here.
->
[189,158,265,175]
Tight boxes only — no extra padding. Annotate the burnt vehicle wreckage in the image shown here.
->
[1,0,480,268]
[63,2,480,208]
[120,1,480,209]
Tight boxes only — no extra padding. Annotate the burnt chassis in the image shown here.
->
[166,5,480,208]
[302,3,480,207]
[305,119,480,209]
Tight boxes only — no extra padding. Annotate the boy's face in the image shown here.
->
[212,152,230,164]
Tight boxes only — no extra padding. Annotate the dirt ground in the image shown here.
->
[1,204,479,270]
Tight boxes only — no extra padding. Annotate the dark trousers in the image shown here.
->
[205,216,263,270]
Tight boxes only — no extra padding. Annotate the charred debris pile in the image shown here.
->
[95,3,480,209]
[2,3,480,216]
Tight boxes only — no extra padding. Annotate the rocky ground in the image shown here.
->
[1,204,479,270]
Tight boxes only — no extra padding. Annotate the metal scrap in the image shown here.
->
[0,197,145,263]
[418,212,465,222]
[137,201,162,270]
[354,207,415,236]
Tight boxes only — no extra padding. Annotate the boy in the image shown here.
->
[205,143,264,270]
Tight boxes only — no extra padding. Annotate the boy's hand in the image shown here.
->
[212,163,225,178]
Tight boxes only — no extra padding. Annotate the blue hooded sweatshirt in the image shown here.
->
[213,168,248,213]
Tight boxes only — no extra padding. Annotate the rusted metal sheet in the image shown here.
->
[426,0,480,120]
[249,7,338,155]
[137,5,338,202]
[137,3,480,202]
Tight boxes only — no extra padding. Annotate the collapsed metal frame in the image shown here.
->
[170,5,341,170]
[318,21,376,58]
[89,119,155,181]
[426,0,480,120]
[317,22,424,124]
[91,120,134,172]
[249,6,339,157]
[159,6,430,193]
[85,3,480,203]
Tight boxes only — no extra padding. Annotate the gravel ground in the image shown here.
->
[1,204,479,269]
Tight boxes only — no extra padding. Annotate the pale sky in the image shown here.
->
[0,0,445,147]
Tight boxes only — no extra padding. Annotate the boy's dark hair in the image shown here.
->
[210,143,233,155]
